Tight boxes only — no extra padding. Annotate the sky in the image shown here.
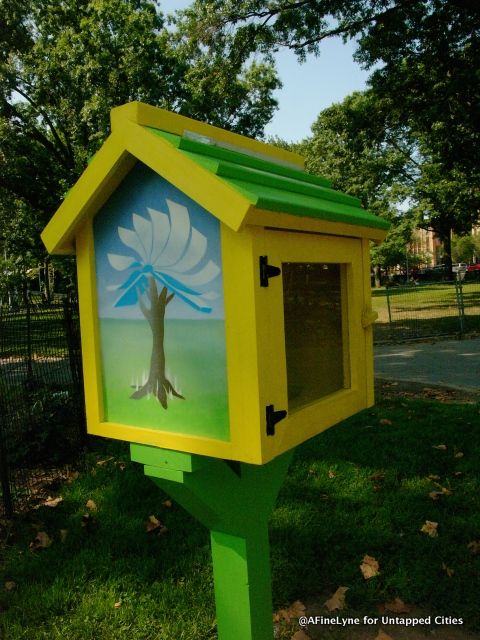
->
[162,1,372,142]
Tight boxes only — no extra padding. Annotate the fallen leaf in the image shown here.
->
[81,513,94,528]
[66,471,80,483]
[324,586,348,611]
[420,521,438,537]
[117,462,127,471]
[114,601,121,608]
[369,472,385,482]
[328,470,337,479]
[30,531,52,550]
[454,451,464,459]
[376,631,394,640]
[384,597,410,613]
[427,474,441,481]
[85,499,97,511]
[432,444,447,450]
[360,555,380,579]
[431,481,453,495]
[4,581,16,591]
[291,631,311,640]
[96,457,114,466]
[274,600,306,622]
[454,471,464,477]
[44,496,63,508]
[467,540,480,555]
[145,515,168,535]
[59,529,68,543]
[429,491,443,500]
[442,562,454,577]
[162,499,173,508]
[379,418,392,426]
[287,600,306,618]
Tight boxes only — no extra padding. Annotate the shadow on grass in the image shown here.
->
[1,399,480,638]
[271,400,480,628]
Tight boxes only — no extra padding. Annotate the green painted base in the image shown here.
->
[130,444,293,640]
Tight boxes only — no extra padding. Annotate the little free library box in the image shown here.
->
[42,102,389,465]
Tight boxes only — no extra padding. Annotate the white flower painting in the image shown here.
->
[105,198,221,408]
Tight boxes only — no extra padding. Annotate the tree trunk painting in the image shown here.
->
[105,199,221,411]
[130,276,184,408]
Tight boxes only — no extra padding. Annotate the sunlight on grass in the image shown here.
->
[1,397,479,638]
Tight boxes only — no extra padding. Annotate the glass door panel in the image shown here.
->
[282,262,349,411]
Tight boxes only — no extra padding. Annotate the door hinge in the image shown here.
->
[266,404,287,436]
[259,256,281,287]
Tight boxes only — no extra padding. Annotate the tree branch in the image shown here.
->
[1,97,68,166]
[12,86,75,168]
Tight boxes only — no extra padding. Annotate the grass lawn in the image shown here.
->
[1,392,480,639]
[372,281,480,341]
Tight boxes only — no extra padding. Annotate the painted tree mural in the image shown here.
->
[107,199,220,408]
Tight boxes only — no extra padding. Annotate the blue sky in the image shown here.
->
[162,1,371,141]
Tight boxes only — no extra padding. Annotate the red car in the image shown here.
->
[467,264,480,271]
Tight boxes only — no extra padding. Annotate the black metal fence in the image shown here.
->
[372,279,480,343]
[0,292,85,516]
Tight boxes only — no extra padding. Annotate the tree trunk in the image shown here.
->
[374,264,381,288]
[130,277,184,409]
[441,228,453,280]
[43,258,52,303]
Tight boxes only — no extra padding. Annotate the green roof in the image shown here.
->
[146,126,390,232]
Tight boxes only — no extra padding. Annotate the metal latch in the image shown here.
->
[266,404,287,436]
[259,256,281,287]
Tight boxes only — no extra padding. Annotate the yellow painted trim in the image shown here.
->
[220,224,264,462]
[110,101,304,169]
[361,238,376,407]
[76,221,104,429]
[76,216,264,463]
[88,422,254,462]
[245,207,389,242]
[257,231,369,463]
[117,121,254,233]
[268,388,367,461]
[41,135,136,255]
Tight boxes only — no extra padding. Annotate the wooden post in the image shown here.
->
[131,444,293,640]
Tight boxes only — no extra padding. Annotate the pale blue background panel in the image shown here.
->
[92,162,230,441]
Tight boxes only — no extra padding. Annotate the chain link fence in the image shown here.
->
[0,292,85,516]
[372,278,480,343]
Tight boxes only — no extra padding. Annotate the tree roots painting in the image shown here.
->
[130,277,184,409]
[106,199,220,411]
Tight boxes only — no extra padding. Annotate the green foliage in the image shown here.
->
[8,385,80,467]
[183,1,480,275]
[0,0,279,272]
[295,91,416,271]
[451,234,480,264]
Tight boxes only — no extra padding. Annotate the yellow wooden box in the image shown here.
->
[42,102,388,464]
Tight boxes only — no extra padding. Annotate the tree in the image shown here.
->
[294,91,417,282]
[107,200,220,408]
[181,1,480,276]
[452,234,480,264]
[0,0,279,286]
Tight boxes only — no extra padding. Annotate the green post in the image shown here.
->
[211,528,273,639]
[130,444,293,640]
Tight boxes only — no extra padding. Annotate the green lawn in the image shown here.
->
[1,395,480,639]
[372,281,480,341]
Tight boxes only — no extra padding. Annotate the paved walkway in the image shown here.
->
[374,337,480,392]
